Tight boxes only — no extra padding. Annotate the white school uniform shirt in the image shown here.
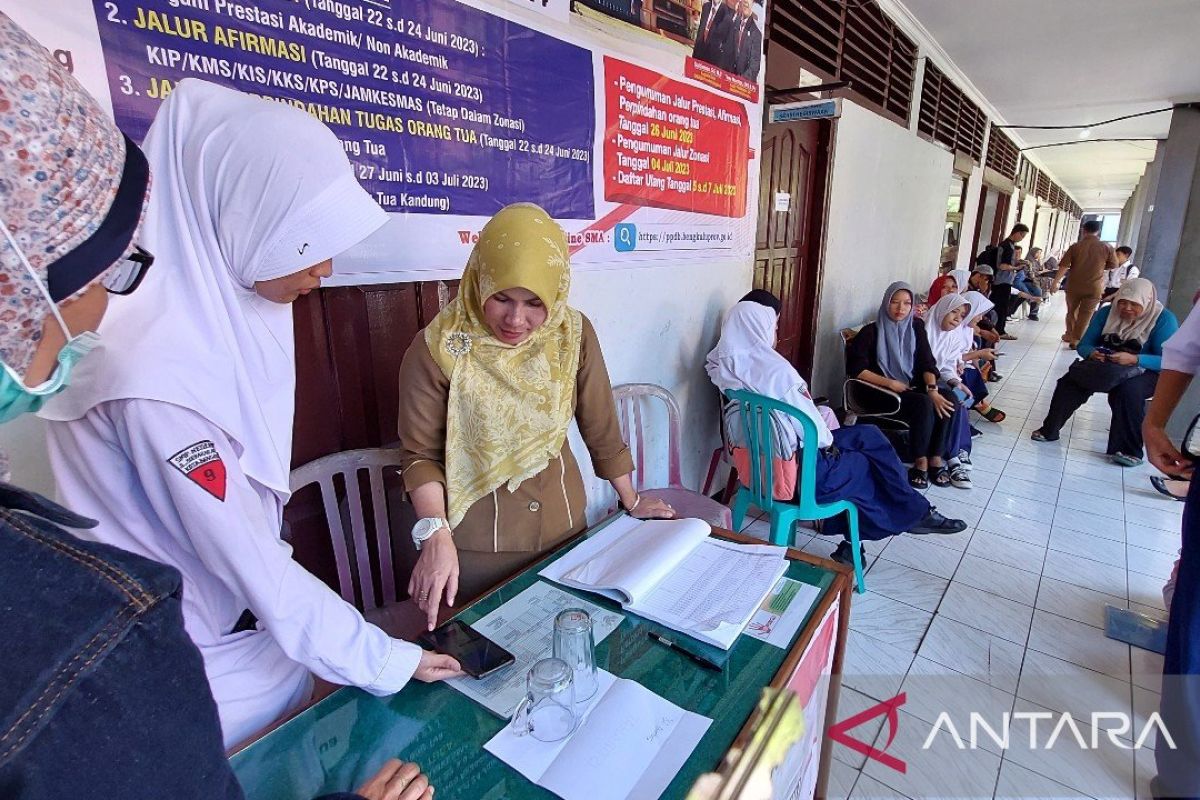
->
[1106,260,1138,290]
[46,400,420,747]
[40,81,417,748]
[1163,300,1200,375]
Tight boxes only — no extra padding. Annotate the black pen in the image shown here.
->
[647,631,724,672]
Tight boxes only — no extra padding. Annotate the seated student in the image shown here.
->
[42,80,462,749]
[956,291,1005,422]
[925,268,971,308]
[1010,246,1044,320]
[707,300,966,566]
[922,294,977,489]
[739,289,840,432]
[0,18,430,800]
[397,203,674,629]
[1032,278,1180,466]
[845,283,958,490]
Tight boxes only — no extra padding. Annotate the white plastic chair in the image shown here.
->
[289,447,407,612]
[611,383,733,529]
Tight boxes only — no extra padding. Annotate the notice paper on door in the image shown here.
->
[485,670,711,800]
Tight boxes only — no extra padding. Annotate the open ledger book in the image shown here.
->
[539,515,787,649]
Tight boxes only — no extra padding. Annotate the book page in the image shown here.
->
[541,516,711,605]
[632,538,788,648]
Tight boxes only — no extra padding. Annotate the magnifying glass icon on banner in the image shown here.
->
[615,223,637,253]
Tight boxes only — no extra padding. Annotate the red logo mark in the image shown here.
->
[829,692,907,773]
[168,440,227,502]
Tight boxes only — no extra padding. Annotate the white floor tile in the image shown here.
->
[1042,548,1128,597]
[1052,508,1128,542]
[1125,522,1182,555]
[1127,504,1186,534]
[1035,576,1127,630]
[1003,699,1136,800]
[1127,570,1167,612]
[842,629,916,702]
[937,581,1034,645]
[1055,489,1127,520]
[1048,526,1127,568]
[1127,544,1176,581]
[848,591,933,653]
[916,615,1025,694]
[976,514,1053,547]
[878,535,964,580]
[1059,473,1125,501]
[966,529,1047,572]
[865,559,950,612]
[1028,609,1132,680]
[1017,649,1133,726]
[994,760,1089,799]
[861,708,1003,799]
[951,554,1041,605]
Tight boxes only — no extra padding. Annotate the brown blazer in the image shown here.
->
[397,315,634,554]
[1060,237,1118,295]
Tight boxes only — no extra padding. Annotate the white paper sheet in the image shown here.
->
[445,582,624,718]
[744,577,822,649]
[540,515,788,649]
[485,670,712,800]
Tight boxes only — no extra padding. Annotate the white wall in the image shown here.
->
[568,263,749,521]
[956,166,984,271]
[810,101,955,398]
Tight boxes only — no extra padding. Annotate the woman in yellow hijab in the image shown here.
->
[397,203,673,628]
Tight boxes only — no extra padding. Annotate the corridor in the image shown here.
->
[743,296,1180,799]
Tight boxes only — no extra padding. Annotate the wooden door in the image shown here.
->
[753,119,829,377]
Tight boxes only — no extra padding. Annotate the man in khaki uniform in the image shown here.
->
[1053,219,1119,347]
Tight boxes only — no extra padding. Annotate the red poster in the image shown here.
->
[603,56,752,218]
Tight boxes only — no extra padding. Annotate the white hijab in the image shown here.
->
[924,293,969,382]
[42,80,388,497]
[958,290,994,350]
[706,301,832,452]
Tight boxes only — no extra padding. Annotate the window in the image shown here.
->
[943,173,967,266]
[768,0,918,124]
[917,61,987,161]
[985,125,1019,181]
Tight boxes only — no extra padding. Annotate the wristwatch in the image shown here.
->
[411,517,450,550]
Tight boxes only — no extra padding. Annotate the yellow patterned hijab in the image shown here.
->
[425,203,583,526]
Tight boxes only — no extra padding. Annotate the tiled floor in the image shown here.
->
[740,296,1182,799]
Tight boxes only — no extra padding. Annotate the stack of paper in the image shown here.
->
[485,670,711,800]
[539,516,787,649]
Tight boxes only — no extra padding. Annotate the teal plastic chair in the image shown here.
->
[725,389,866,593]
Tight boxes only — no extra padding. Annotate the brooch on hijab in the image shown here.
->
[445,332,473,358]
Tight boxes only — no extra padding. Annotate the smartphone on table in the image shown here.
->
[418,619,516,679]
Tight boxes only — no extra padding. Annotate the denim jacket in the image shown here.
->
[0,482,244,799]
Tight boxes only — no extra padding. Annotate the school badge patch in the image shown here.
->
[168,440,227,502]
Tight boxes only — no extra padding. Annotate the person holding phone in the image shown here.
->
[1143,297,1200,800]
[845,283,958,489]
[1032,278,1178,466]
[42,80,461,750]
[397,203,675,632]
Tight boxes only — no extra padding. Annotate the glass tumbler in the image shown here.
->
[553,608,598,702]
[510,657,577,742]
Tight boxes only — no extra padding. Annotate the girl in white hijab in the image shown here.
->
[707,300,967,567]
[41,80,459,747]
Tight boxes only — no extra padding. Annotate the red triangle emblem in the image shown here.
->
[168,441,228,502]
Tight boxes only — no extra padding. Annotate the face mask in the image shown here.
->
[0,223,102,423]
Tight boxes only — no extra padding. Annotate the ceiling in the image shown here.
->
[898,0,1200,210]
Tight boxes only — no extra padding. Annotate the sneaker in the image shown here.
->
[987,372,1004,382]
[956,450,973,470]
[1112,452,1144,467]
[909,507,968,534]
[1028,314,1039,321]
[831,540,866,567]
[970,425,984,438]
[999,333,1018,340]
[1031,429,1058,443]
[948,464,972,489]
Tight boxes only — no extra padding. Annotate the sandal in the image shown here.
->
[979,406,1007,423]
[1030,429,1057,443]
[1151,476,1189,502]
[931,466,952,487]
[908,467,929,489]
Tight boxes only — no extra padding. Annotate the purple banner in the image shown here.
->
[91,0,595,218]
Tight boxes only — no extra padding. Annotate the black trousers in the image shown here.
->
[1038,369,1159,457]
[990,283,1013,334]
[896,389,952,461]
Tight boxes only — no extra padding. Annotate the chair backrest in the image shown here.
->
[725,389,821,511]
[612,383,684,490]
[289,447,405,610]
